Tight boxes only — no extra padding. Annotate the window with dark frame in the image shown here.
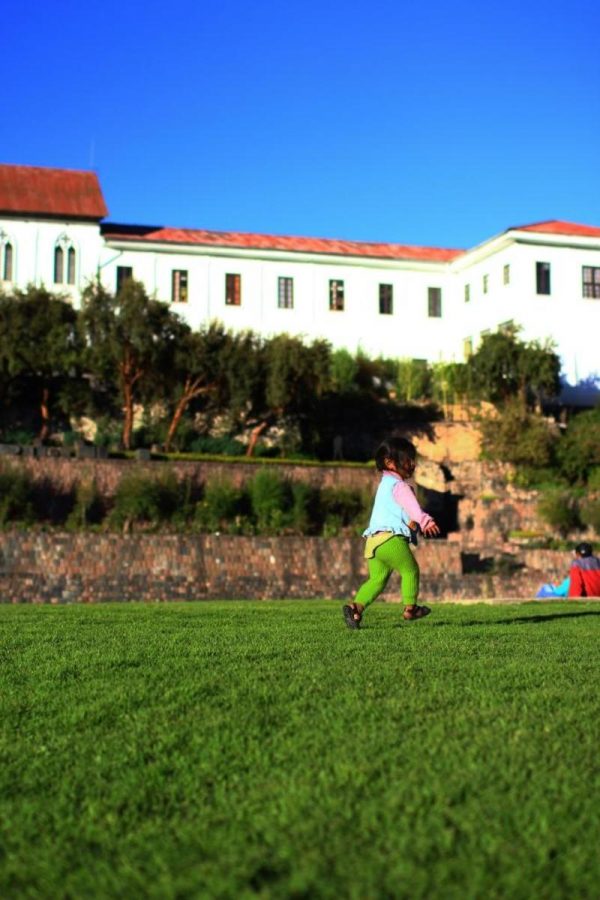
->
[503,264,510,285]
[171,269,189,303]
[54,246,64,284]
[464,284,470,303]
[278,276,294,309]
[582,266,600,299]
[67,247,76,285]
[225,273,241,306]
[428,287,442,318]
[483,274,489,294]
[379,283,393,315]
[2,242,13,281]
[116,266,133,294]
[329,279,344,311]
[536,261,551,295]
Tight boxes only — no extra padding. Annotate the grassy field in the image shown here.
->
[1,600,599,900]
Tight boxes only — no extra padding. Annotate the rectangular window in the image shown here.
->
[116,266,133,294]
[483,274,489,294]
[464,284,470,303]
[277,276,294,309]
[379,283,393,315]
[329,279,344,311]
[225,273,241,306]
[428,287,442,318]
[463,337,473,359]
[503,264,510,285]
[536,261,551,295]
[582,266,600,299]
[171,269,188,303]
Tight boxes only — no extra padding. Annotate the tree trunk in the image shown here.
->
[164,396,188,452]
[39,386,50,443]
[246,421,268,457]
[122,379,134,450]
[164,379,213,452]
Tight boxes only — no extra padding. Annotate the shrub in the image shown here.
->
[580,498,600,535]
[188,435,245,456]
[0,468,34,525]
[194,479,247,533]
[537,491,581,537]
[556,408,600,484]
[248,470,289,533]
[66,479,105,530]
[289,482,318,534]
[587,467,600,491]
[109,471,181,530]
[479,400,557,467]
[319,487,368,533]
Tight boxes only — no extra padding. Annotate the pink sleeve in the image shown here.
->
[392,480,434,530]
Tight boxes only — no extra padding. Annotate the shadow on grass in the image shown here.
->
[431,610,600,627]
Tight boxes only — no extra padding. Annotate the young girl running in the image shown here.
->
[343,436,440,629]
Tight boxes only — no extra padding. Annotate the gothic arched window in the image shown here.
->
[54,236,77,285]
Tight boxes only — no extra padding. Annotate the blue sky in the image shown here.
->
[3,0,599,248]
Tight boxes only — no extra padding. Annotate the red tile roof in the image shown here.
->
[0,164,108,219]
[100,223,464,262]
[510,219,600,238]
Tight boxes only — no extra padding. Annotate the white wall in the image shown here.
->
[3,214,600,395]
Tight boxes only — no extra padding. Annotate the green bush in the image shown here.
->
[556,408,600,484]
[289,482,318,534]
[66,479,104,530]
[537,490,581,538]
[0,429,36,445]
[0,468,34,525]
[194,479,248,533]
[479,400,557,467]
[188,435,246,456]
[319,487,368,533]
[248,470,289,533]
[109,471,182,530]
[580,497,600,535]
[588,468,600,490]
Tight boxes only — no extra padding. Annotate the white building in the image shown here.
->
[1,163,599,402]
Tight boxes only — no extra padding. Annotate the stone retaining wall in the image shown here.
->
[0,532,545,604]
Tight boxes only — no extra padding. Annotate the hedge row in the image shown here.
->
[0,468,371,537]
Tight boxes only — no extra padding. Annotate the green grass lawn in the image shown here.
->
[1,601,599,900]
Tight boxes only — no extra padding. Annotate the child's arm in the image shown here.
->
[393,481,441,536]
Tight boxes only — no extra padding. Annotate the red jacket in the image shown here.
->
[568,556,600,598]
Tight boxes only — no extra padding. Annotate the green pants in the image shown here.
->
[354,536,420,608]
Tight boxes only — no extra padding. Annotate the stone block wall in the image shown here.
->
[1,532,523,605]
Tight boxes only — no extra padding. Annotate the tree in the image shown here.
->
[0,287,82,441]
[163,323,232,452]
[478,397,558,466]
[469,325,561,406]
[221,334,331,456]
[555,407,600,484]
[80,280,183,449]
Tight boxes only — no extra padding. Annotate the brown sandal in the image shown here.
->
[403,604,431,621]
[342,603,363,629]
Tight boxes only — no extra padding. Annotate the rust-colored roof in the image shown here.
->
[510,219,600,238]
[0,164,108,219]
[101,223,464,262]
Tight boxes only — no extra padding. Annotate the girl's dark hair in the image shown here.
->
[374,436,416,472]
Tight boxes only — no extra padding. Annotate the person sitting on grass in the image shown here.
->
[536,542,600,599]
[343,436,440,629]
[568,542,600,598]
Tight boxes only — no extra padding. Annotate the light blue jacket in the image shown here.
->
[363,473,414,539]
